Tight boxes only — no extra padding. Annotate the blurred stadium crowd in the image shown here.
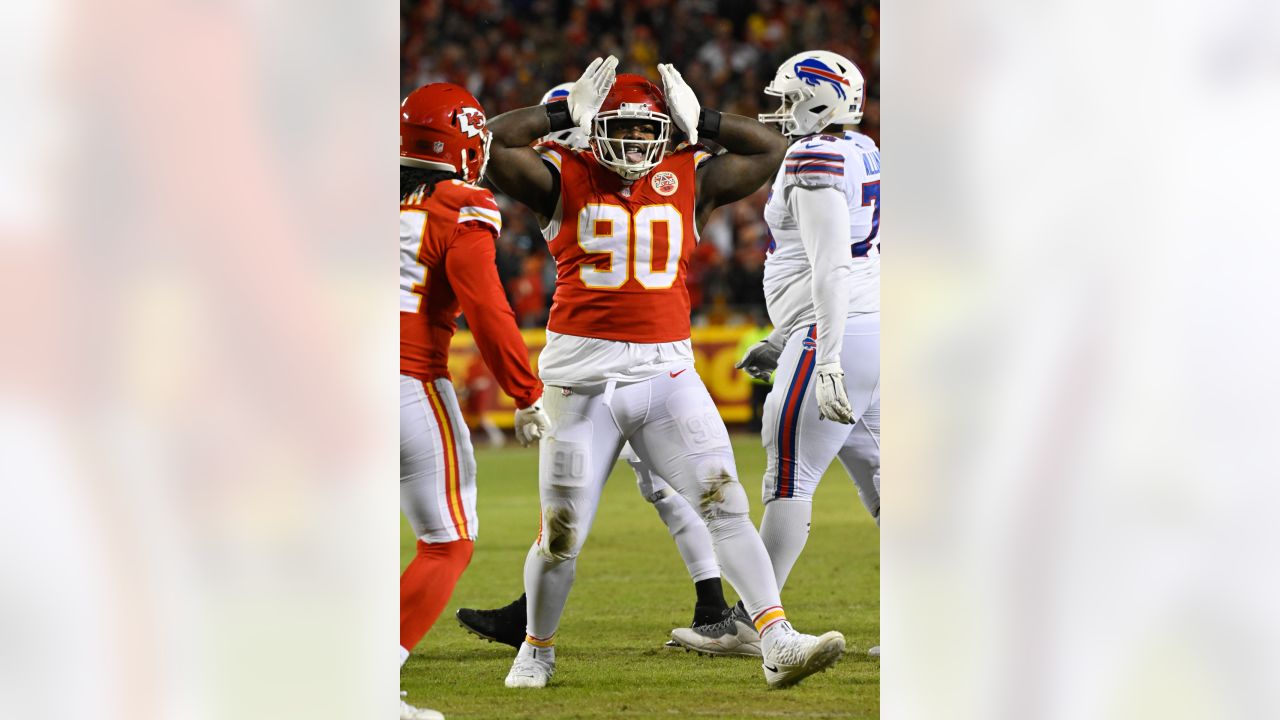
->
[402,0,880,327]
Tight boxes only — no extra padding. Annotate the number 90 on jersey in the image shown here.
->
[575,203,683,290]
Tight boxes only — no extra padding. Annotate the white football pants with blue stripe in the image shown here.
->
[760,313,880,591]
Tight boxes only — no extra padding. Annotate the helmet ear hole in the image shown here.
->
[810,105,828,114]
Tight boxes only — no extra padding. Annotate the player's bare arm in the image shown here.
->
[486,55,619,218]
[485,106,560,217]
[692,113,787,227]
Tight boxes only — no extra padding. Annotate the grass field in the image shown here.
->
[401,434,879,719]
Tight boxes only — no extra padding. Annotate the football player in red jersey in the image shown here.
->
[484,57,846,690]
[454,83,744,657]
[398,83,551,719]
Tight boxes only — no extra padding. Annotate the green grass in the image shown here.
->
[401,434,879,719]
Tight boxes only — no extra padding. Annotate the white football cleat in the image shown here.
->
[504,642,556,688]
[868,645,880,656]
[399,691,445,720]
[762,629,846,688]
[669,603,762,657]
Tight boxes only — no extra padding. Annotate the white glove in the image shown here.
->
[568,55,619,135]
[814,363,854,424]
[735,339,783,382]
[513,396,551,447]
[657,63,701,145]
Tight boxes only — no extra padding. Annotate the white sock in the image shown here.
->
[650,490,720,582]
[759,498,813,592]
[704,514,784,626]
[522,542,576,642]
[399,645,409,668]
[760,619,796,655]
[516,640,556,664]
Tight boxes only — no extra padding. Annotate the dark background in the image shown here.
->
[402,0,879,327]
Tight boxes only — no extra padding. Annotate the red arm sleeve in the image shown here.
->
[446,225,543,408]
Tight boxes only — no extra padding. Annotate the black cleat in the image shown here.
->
[456,593,527,648]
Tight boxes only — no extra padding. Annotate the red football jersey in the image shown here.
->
[400,179,542,408]
[537,143,714,343]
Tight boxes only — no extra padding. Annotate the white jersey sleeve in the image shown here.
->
[790,185,853,367]
[783,141,847,190]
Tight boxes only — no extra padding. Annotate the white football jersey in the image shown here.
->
[762,131,880,337]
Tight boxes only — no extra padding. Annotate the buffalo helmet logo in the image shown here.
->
[794,59,851,100]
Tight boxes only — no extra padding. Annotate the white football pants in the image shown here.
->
[522,366,783,642]
[620,443,720,584]
[762,314,880,515]
[400,375,478,543]
[759,314,880,591]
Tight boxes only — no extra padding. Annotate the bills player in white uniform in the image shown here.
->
[455,84,739,651]
[681,50,882,658]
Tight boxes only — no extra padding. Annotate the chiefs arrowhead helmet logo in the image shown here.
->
[456,107,486,138]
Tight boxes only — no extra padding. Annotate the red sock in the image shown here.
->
[400,538,474,654]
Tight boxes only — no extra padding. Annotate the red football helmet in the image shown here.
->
[400,83,491,183]
[589,74,671,180]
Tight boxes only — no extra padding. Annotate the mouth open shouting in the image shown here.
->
[623,142,646,163]
[592,113,671,180]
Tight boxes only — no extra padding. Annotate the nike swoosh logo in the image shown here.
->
[670,369,687,378]
[764,663,779,672]
[803,142,822,148]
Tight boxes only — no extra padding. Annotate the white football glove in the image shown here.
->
[567,55,619,135]
[513,396,551,447]
[657,63,701,145]
[814,363,854,424]
[735,339,783,382]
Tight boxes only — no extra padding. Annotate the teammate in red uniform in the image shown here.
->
[484,57,846,690]
[398,83,550,719]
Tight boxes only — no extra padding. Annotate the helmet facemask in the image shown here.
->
[455,128,491,183]
[758,83,814,137]
[590,105,671,181]
[472,130,492,183]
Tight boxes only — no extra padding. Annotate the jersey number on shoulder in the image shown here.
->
[576,204,682,290]
[852,180,880,258]
[401,209,430,312]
